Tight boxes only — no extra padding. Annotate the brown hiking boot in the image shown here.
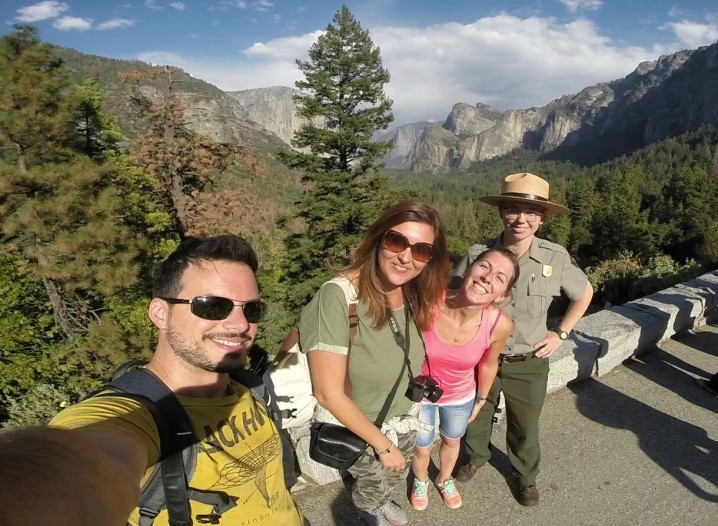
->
[454,464,481,483]
[516,484,539,506]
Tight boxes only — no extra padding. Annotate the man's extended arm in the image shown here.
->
[0,425,146,526]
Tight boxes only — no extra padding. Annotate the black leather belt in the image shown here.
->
[501,350,538,363]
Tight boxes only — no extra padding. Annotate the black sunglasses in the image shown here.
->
[160,296,267,323]
[382,230,434,263]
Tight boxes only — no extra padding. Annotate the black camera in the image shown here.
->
[405,375,444,403]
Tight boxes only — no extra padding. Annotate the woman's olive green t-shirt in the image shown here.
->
[298,279,424,421]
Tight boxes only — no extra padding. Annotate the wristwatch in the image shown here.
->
[553,328,569,340]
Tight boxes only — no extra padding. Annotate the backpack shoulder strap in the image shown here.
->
[100,367,235,526]
[230,368,270,408]
[109,369,195,526]
[328,275,359,347]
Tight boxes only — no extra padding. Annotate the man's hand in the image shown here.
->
[0,426,143,526]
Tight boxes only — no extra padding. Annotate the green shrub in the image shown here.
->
[2,383,79,428]
[587,251,703,306]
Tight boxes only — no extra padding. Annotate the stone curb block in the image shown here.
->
[623,287,704,342]
[573,305,667,377]
[547,332,600,394]
[674,270,718,317]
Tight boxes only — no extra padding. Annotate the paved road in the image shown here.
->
[293,320,718,526]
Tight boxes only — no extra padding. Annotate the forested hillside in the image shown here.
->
[1,23,716,427]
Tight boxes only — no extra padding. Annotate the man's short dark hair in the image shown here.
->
[152,235,259,298]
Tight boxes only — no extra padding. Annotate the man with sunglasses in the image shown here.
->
[451,173,593,507]
[1,235,305,526]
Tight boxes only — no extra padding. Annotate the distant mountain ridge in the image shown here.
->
[404,44,718,172]
[56,42,718,175]
[54,47,289,158]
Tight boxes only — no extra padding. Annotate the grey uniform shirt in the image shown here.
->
[453,236,588,355]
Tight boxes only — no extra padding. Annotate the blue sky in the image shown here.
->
[2,1,717,127]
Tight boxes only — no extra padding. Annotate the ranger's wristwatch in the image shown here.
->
[554,328,569,340]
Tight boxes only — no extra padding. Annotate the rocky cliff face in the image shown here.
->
[227,86,324,149]
[444,102,503,136]
[55,48,288,155]
[408,123,461,173]
[375,121,431,167]
[406,44,716,173]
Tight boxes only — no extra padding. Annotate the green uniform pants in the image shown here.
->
[464,355,549,486]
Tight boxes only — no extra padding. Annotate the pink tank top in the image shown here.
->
[421,303,502,403]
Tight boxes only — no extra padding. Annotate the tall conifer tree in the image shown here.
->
[280,6,395,310]
[0,27,145,344]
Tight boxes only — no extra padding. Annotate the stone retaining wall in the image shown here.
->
[290,270,718,486]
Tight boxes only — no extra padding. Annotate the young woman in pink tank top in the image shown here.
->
[410,248,519,511]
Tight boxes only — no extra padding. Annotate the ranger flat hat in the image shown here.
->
[479,172,569,215]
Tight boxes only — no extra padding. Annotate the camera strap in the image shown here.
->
[375,297,415,427]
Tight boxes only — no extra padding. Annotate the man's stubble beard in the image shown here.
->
[166,327,249,373]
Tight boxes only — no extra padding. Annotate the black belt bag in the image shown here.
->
[309,422,368,470]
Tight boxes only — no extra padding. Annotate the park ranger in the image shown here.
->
[452,172,593,506]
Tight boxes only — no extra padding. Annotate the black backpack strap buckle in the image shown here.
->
[195,509,222,524]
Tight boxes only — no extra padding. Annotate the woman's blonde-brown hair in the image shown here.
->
[340,200,450,331]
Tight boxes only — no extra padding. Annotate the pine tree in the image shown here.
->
[0,25,76,170]
[0,27,146,343]
[280,6,396,311]
[72,78,123,160]
[125,67,264,237]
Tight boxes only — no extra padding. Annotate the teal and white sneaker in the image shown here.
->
[410,477,430,510]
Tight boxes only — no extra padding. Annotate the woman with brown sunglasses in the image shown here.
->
[299,200,450,526]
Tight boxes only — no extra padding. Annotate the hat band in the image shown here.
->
[501,192,550,202]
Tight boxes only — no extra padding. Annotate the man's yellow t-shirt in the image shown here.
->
[51,380,303,526]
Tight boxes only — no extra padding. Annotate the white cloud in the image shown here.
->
[133,14,692,127]
[52,16,93,31]
[144,0,162,10]
[560,0,603,14]
[217,0,247,8]
[169,2,185,11]
[254,0,274,11]
[15,1,68,22]
[96,18,134,30]
[663,20,718,49]
[331,15,658,125]
[243,31,321,59]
